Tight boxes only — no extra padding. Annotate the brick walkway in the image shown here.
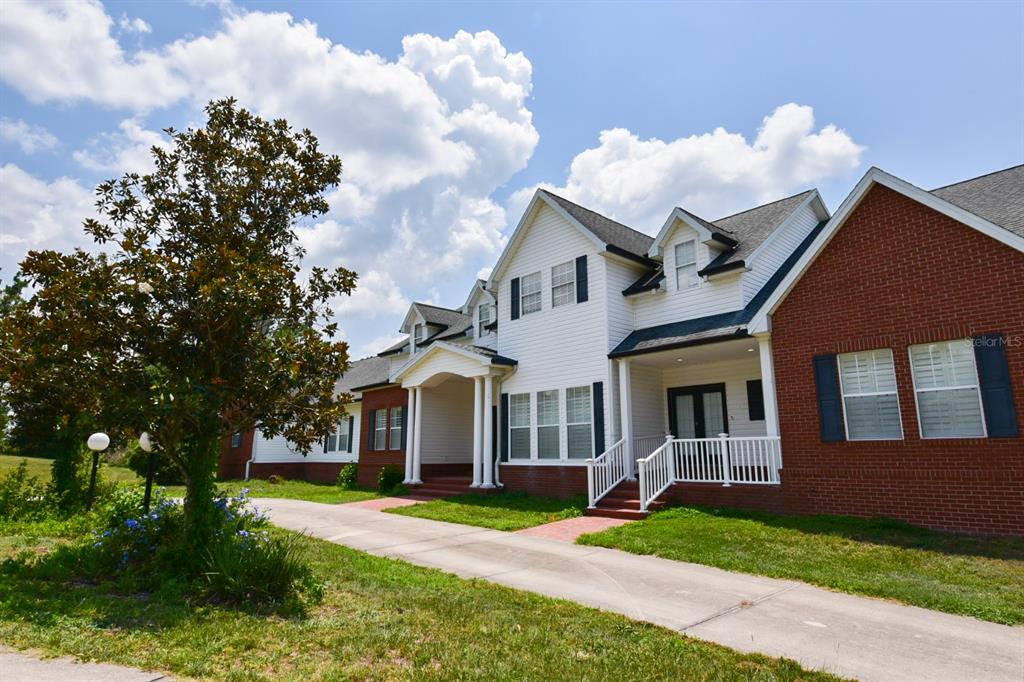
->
[515,516,631,541]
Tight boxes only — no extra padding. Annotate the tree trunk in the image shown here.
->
[180,433,223,558]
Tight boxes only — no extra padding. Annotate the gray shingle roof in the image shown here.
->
[708,190,816,266]
[540,190,655,259]
[931,165,1024,238]
[414,302,473,343]
[336,355,392,393]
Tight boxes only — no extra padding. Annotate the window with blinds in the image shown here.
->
[389,407,403,450]
[337,418,350,452]
[509,393,531,458]
[521,272,542,315]
[838,349,903,440]
[566,386,592,459]
[374,409,387,450]
[675,239,697,290]
[477,303,491,336]
[909,340,985,438]
[536,390,560,459]
[551,261,575,308]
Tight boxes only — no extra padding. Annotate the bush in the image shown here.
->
[0,460,50,520]
[377,464,405,495]
[202,530,321,604]
[337,463,358,490]
[124,443,184,485]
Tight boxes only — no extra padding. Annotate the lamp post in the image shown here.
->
[139,431,155,513]
[85,432,109,510]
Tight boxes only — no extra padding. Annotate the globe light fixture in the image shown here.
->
[139,431,156,513]
[85,431,110,510]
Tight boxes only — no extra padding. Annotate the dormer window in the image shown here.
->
[675,240,698,289]
[412,323,425,352]
[477,304,492,336]
[551,261,575,308]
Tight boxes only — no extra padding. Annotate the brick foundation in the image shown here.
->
[664,482,785,514]
[771,184,1024,536]
[499,464,589,499]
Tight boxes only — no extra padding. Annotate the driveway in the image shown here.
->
[259,497,1023,682]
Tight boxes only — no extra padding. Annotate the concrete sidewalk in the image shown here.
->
[0,646,170,681]
[259,497,1023,682]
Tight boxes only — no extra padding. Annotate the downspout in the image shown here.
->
[244,429,258,481]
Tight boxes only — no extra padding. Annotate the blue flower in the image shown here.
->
[103,530,112,537]
[93,541,103,548]
[238,529,249,537]
[126,518,140,530]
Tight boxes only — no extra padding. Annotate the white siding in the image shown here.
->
[497,204,614,455]
[631,221,742,328]
[659,356,766,437]
[742,201,820,304]
[420,379,474,463]
[401,348,483,387]
[605,258,646,349]
[252,403,361,463]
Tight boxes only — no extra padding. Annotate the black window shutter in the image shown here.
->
[347,416,354,453]
[500,393,509,461]
[323,436,328,454]
[510,278,520,320]
[576,255,589,303]
[747,380,765,421]
[400,404,409,450]
[974,333,1019,437]
[367,409,376,450]
[813,355,846,442]
[592,381,605,455]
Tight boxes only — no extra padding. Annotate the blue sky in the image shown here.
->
[1,0,1021,356]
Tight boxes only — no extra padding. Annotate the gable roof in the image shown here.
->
[931,165,1024,238]
[711,190,818,265]
[540,190,655,259]
[338,355,393,393]
[379,302,474,357]
[748,165,1024,335]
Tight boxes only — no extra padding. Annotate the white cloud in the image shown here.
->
[334,270,410,320]
[514,103,865,233]
[0,118,58,154]
[119,14,151,34]
[0,164,97,277]
[358,334,406,357]
[73,118,170,174]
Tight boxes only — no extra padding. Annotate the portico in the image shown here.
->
[391,341,516,488]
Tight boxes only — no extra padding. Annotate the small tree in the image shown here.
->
[3,99,356,549]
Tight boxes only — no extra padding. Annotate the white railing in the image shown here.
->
[637,434,782,511]
[632,434,665,460]
[586,438,629,508]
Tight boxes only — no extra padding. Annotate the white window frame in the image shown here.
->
[374,409,387,451]
[389,406,403,450]
[550,261,575,308]
[509,392,531,459]
[477,303,492,337]
[837,349,903,441]
[337,419,350,452]
[908,340,987,440]
[565,385,594,459]
[675,239,698,290]
[536,389,561,459]
[520,271,542,315]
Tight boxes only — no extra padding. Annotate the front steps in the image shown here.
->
[584,479,666,520]
[405,476,503,501]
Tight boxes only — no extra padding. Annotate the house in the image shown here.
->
[223,164,1023,535]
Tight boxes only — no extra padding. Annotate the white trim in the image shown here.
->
[836,348,904,442]
[907,339,988,440]
[500,460,589,467]
[750,167,1024,334]
[742,191,829,268]
[487,190,606,287]
[390,340,508,384]
[647,208,724,259]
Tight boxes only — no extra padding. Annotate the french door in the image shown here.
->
[667,383,728,439]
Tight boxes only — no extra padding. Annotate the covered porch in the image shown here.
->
[392,341,516,493]
[592,334,782,513]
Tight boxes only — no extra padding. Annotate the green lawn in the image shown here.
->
[0,454,140,484]
[386,491,587,531]
[0,521,840,681]
[164,478,381,504]
[578,506,1024,625]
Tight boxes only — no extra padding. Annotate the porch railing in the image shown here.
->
[586,438,629,508]
[632,434,665,460]
[637,435,782,512]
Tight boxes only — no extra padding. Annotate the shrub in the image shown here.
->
[337,463,358,490]
[377,464,405,495]
[0,460,50,520]
[201,530,321,605]
[267,474,283,485]
[124,443,184,485]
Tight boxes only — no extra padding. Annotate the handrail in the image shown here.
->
[636,436,675,512]
[586,437,628,508]
[632,434,665,460]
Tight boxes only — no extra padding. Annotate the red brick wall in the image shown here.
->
[664,482,785,513]
[772,184,1024,536]
[356,385,408,489]
[500,465,588,499]
[218,430,254,479]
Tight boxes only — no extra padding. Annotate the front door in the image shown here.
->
[667,383,728,439]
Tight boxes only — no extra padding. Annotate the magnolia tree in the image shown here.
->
[1,100,356,546]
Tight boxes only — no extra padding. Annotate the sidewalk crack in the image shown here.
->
[679,584,799,632]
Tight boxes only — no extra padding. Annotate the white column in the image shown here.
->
[757,335,780,437]
[411,386,424,484]
[618,359,634,478]
[493,377,502,487]
[471,377,483,487]
[481,375,495,488]
[404,387,416,483]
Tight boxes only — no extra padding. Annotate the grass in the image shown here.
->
[0,520,841,681]
[0,453,140,484]
[164,478,381,505]
[386,491,587,531]
[578,505,1024,625]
